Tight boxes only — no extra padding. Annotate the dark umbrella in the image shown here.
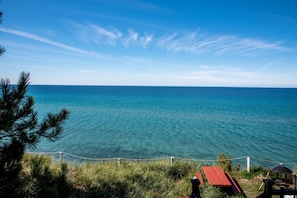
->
[271,164,292,174]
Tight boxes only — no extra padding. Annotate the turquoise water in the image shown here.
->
[28,86,297,167]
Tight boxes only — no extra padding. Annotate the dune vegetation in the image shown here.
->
[18,153,271,198]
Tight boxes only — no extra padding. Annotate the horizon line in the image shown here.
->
[26,84,297,89]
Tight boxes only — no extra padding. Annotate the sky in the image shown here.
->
[0,0,297,87]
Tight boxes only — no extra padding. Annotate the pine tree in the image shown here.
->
[0,10,5,56]
[0,72,70,196]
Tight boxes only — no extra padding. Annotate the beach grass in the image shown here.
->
[19,154,269,198]
[66,159,197,197]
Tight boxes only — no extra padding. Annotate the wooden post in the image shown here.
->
[247,156,250,172]
[59,152,63,165]
[170,156,174,164]
[258,172,270,191]
[295,174,297,190]
[263,179,273,198]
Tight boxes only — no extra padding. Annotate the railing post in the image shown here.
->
[263,179,273,198]
[170,156,174,164]
[118,158,121,166]
[247,156,250,172]
[59,152,63,165]
[294,174,297,190]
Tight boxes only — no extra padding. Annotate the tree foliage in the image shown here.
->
[0,72,69,196]
[0,10,5,56]
[22,155,71,198]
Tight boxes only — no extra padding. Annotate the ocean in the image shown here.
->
[28,86,297,168]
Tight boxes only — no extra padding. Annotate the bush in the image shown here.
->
[217,152,232,172]
[166,161,193,180]
[21,155,71,198]
[240,165,267,179]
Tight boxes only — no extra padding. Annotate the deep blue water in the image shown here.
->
[28,86,297,167]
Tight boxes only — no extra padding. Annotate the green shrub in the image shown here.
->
[240,165,267,179]
[21,155,71,198]
[166,161,194,180]
[217,152,232,172]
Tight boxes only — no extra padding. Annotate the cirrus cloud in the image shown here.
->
[157,32,288,56]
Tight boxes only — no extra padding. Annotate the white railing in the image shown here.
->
[26,151,297,172]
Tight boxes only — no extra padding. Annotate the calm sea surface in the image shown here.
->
[28,86,297,167]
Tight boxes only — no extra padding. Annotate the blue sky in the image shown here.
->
[0,0,297,87]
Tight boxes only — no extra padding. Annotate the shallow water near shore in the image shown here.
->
[28,86,297,168]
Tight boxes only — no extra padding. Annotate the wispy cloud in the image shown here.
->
[139,34,154,48]
[233,39,286,55]
[260,59,280,71]
[122,29,139,47]
[249,58,280,79]
[69,21,122,45]
[0,27,84,54]
[2,24,289,58]
[121,29,153,48]
[269,14,297,24]
[89,24,122,45]
[157,31,288,55]
[70,22,154,48]
[0,27,105,58]
[67,21,289,55]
